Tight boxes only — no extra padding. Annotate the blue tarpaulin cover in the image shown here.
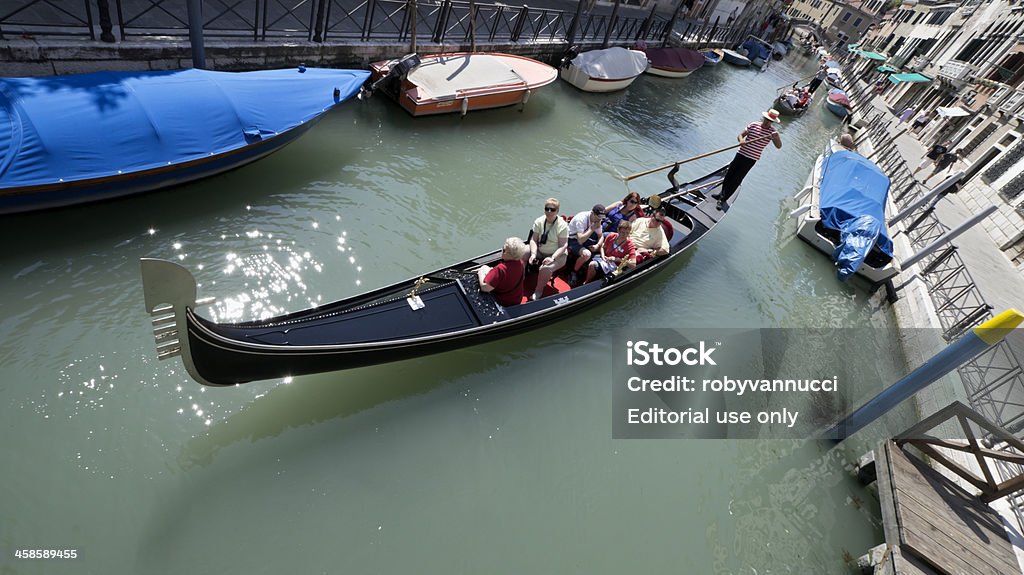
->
[0,67,369,190]
[741,38,772,62]
[819,150,893,281]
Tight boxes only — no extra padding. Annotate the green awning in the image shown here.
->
[848,43,861,50]
[858,51,887,61]
[889,73,931,84]
[877,65,898,73]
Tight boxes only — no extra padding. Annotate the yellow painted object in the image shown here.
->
[974,309,1024,345]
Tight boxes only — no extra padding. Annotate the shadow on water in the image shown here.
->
[0,117,365,253]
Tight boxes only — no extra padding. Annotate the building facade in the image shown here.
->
[786,0,886,45]
[861,0,1024,269]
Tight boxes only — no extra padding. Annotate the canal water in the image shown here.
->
[1,54,917,574]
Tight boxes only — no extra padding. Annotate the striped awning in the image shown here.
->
[888,73,931,84]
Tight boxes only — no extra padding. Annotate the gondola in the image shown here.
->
[141,166,733,386]
[775,90,811,116]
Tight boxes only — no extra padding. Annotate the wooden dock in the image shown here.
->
[870,440,1020,575]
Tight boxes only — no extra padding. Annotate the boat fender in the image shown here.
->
[298,63,306,73]
[461,97,469,116]
[521,89,531,107]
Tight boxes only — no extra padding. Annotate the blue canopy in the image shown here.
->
[0,67,369,191]
[819,150,893,281]
[741,38,772,62]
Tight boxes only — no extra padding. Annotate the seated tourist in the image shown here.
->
[528,198,569,300]
[602,192,643,233]
[629,207,670,260]
[478,237,528,306]
[585,220,637,284]
[797,88,812,108]
[566,204,606,285]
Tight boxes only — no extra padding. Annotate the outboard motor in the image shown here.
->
[559,45,580,69]
[369,53,422,93]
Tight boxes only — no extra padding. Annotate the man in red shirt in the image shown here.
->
[712,109,783,206]
[478,237,528,306]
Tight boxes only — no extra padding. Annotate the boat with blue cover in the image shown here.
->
[793,141,896,283]
[0,66,368,214]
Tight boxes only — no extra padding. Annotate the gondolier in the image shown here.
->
[712,110,783,206]
[807,65,828,94]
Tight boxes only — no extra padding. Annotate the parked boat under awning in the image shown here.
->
[936,105,971,117]
[888,73,931,84]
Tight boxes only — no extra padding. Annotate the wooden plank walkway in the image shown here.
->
[876,440,1019,575]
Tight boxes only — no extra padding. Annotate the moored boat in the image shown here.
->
[772,41,788,59]
[793,141,896,283]
[722,49,751,67]
[369,52,557,116]
[775,89,811,116]
[739,36,774,69]
[0,67,369,214]
[559,46,649,92]
[701,48,724,66]
[825,88,852,118]
[643,47,707,78]
[141,166,733,386]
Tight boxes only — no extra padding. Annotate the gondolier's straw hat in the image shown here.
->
[763,109,781,123]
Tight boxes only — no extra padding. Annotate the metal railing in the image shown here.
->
[2,0,759,47]
[0,0,96,40]
[854,102,1024,529]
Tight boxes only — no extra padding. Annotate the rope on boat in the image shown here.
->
[622,134,774,182]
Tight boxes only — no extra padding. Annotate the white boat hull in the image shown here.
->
[559,65,641,92]
[645,66,695,78]
[793,147,899,284]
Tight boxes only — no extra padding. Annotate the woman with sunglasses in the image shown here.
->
[602,192,644,233]
[528,198,569,301]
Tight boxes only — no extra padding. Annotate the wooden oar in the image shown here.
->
[623,134,773,182]
[776,75,814,91]
[649,177,725,209]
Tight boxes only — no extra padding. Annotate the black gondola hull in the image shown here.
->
[145,166,731,385]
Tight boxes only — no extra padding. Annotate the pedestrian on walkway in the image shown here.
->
[898,106,916,123]
[924,149,960,184]
[807,65,828,94]
[712,110,782,206]
[911,112,930,133]
[913,140,950,176]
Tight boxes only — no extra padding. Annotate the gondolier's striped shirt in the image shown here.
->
[737,122,777,161]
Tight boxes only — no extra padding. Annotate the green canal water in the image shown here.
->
[2,54,917,573]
